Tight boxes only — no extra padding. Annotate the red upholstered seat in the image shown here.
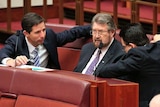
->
[58,47,81,71]
[15,95,78,107]
[0,67,17,107]
[0,97,16,107]
[0,67,15,92]
[0,43,4,49]
[0,67,90,107]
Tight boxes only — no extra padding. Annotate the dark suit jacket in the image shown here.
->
[0,25,91,69]
[97,41,160,107]
[74,39,125,74]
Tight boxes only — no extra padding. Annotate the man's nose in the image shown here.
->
[39,31,45,37]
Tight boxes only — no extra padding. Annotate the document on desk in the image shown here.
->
[0,64,8,67]
[16,65,54,72]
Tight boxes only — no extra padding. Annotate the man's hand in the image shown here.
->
[150,34,160,43]
[6,55,29,67]
[149,94,160,107]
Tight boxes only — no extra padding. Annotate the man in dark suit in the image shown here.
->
[96,23,160,107]
[0,12,91,69]
[74,13,125,75]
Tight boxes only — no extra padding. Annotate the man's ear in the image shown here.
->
[110,30,116,37]
[23,30,29,37]
[129,43,137,48]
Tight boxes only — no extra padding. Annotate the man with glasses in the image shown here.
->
[74,13,125,76]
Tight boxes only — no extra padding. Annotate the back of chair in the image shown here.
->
[10,69,90,107]
[0,67,91,107]
[58,47,81,71]
[0,67,17,107]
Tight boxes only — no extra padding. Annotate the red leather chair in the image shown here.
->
[0,67,91,107]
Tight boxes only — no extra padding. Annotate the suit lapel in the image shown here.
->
[80,45,96,71]
[96,39,117,71]
[97,49,114,70]
[18,34,30,58]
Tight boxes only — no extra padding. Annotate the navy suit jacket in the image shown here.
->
[97,41,160,107]
[74,39,125,74]
[0,25,91,69]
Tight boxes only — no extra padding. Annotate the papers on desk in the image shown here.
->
[0,64,54,72]
[16,65,54,72]
[0,64,8,67]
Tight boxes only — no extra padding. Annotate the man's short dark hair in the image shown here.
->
[119,23,149,46]
[21,12,45,33]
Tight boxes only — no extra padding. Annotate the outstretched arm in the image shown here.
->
[150,34,160,43]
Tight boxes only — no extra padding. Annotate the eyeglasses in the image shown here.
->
[90,30,108,36]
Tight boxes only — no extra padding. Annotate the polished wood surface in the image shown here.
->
[47,69,139,107]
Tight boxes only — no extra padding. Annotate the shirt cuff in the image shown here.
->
[2,58,12,65]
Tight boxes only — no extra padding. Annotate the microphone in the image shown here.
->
[98,41,103,49]
[27,61,34,65]
[15,30,20,36]
[14,30,34,66]
[15,30,20,52]
[14,30,20,67]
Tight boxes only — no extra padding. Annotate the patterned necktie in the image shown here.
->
[85,49,101,75]
[32,48,40,67]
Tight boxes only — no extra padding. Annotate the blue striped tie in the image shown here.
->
[32,48,40,67]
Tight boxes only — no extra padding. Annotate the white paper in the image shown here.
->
[16,65,54,72]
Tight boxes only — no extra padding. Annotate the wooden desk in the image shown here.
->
[47,70,139,107]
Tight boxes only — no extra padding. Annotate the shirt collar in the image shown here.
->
[25,37,39,54]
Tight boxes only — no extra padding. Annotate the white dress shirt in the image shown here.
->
[82,38,114,74]
[1,37,49,67]
[25,37,49,67]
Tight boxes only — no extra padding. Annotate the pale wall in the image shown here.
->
[0,0,53,8]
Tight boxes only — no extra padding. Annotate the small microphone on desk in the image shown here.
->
[15,30,20,52]
[98,41,104,49]
[27,60,34,65]
[14,30,20,67]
